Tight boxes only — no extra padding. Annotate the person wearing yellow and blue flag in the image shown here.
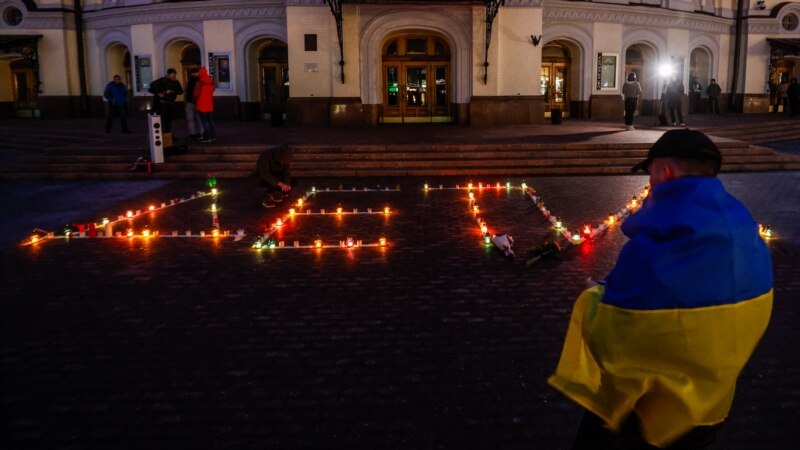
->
[549,129,773,449]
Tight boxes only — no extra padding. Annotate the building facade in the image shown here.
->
[1,0,799,126]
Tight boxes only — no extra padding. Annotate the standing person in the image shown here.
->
[622,72,642,131]
[784,77,799,116]
[706,78,721,115]
[184,68,204,141]
[148,68,183,134]
[256,146,294,208]
[666,74,685,126]
[193,67,216,143]
[688,76,702,113]
[103,75,130,133]
[775,76,789,114]
[549,129,773,450]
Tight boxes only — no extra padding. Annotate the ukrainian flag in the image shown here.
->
[548,177,773,448]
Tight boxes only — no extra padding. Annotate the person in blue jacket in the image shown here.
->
[550,129,773,449]
[103,75,130,133]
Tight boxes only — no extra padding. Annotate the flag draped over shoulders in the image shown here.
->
[548,177,773,448]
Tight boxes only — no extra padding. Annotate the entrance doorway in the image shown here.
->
[258,40,289,124]
[541,43,570,118]
[381,34,451,123]
[10,58,37,116]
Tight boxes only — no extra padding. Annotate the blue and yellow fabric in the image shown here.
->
[548,177,773,448]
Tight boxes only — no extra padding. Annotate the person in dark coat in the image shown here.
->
[706,78,722,115]
[184,68,204,140]
[148,68,183,133]
[257,146,294,208]
[788,77,800,117]
[103,75,130,133]
[666,75,685,126]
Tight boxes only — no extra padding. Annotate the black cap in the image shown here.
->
[631,129,722,173]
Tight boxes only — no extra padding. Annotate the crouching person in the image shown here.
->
[257,145,294,208]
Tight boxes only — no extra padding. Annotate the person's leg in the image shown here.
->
[669,106,677,125]
[120,105,130,133]
[185,103,198,137]
[204,112,216,139]
[162,106,173,133]
[105,104,115,132]
[624,98,634,126]
[677,106,684,125]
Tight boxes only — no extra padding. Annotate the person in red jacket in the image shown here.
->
[193,67,217,143]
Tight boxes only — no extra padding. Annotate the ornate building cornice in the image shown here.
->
[747,20,781,34]
[543,2,732,34]
[12,11,71,30]
[85,1,285,29]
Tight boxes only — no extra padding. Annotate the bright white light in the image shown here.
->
[658,63,673,78]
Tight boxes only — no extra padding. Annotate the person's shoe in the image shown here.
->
[629,125,635,130]
[679,122,686,127]
[262,200,276,208]
[196,136,207,142]
[672,122,677,126]
[204,137,217,143]
[270,194,283,203]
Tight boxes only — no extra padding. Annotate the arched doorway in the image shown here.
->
[181,45,201,87]
[690,47,711,113]
[10,58,36,114]
[541,42,570,118]
[106,44,132,98]
[257,39,288,123]
[624,43,659,116]
[381,32,451,123]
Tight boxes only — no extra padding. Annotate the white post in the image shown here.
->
[148,113,164,164]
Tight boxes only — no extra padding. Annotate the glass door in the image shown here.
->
[403,65,428,118]
[541,63,569,117]
[261,64,289,121]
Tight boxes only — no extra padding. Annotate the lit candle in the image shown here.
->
[608,215,616,225]
[297,198,304,207]
[379,235,387,246]
[424,183,429,190]
[468,182,473,190]
[102,218,110,225]
[384,206,390,214]
[337,205,343,215]
[148,205,155,211]
[521,182,527,190]
[484,235,491,245]
[573,232,581,242]
[127,228,134,238]
[314,236,322,248]
[211,188,218,196]
[126,210,133,218]
[276,218,283,227]
[143,228,151,237]
[211,203,217,212]
[473,205,479,213]
[481,224,488,234]
[289,208,296,216]
[555,220,562,229]
[212,228,219,237]
[30,235,39,244]
[468,192,475,200]
[583,225,591,235]
[496,182,501,189]
[506,181,511,189]
[346,237,354,247]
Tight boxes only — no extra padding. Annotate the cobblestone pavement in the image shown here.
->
[2,173,799,449]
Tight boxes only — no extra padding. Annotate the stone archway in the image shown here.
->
[690,47,712,113]
[624,42,660,116]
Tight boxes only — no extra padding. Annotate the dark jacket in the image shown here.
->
[185,75,199,104]
[257,146,293,187]
[103,81,127,106]
[148,76,183,104]
[666,80,684,107]
[706,82,721,98]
